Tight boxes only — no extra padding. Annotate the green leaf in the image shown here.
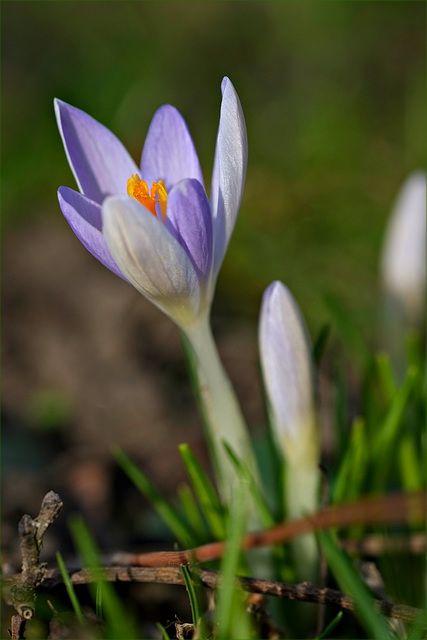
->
[334,368,349,460]
[216,481,254,639]
[313,324,331,366]
[156,622,171,640]
[113,446,193,547]
[332,417,367,503]
[56,551,84,625]
[375,352,398,406]
[95,583,103,621]
[177,483,209,541]
[68,515,137,639]
[405,332,424,372]
[407,606,427,640]
[318,531,392,639]
[179,443,226,539]
[223,441,275,528]
[315,610,343,639]
[398,435,423,492]
[372,366,418,490]
[180,565,200,627]
[374,366,418,454]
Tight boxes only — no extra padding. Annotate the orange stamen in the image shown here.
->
[127,174,167,221]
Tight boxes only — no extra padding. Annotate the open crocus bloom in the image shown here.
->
[56,77,247,329]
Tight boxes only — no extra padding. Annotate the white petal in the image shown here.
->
[381,171,426,322]
[102,196,201,327]
[259,281,317,459]
[210,78,248,278]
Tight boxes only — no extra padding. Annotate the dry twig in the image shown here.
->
[6,491,63,639]
[27,565,425,626]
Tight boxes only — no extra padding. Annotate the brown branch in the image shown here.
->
[111,491,426,568]
[8,616,26,640]
[19,565,423,626]
[7,492,63,639]
[19,491,63,588]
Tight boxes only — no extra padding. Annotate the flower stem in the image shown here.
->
[285,459,320,583]
[182,317,259,504]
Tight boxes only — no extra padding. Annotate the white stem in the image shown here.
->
[285,459,320,582]
[184,316,259,503]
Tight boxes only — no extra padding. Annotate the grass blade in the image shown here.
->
[156,622,171,639]
[375,352,398,405]
[332,417,367,503]
[372,366,418,489]
[113,446,193,547]
[179,443,226,539]
[318,530,392,639]
[68,514,137,639]
[398,435,423,491]
[216,481,253,639]
[374,366,418,454]
[407,607,427,639]
[180,565,200,626]
[315,610,343,639]
[223,441,275,527]
[177,483,209,540]
[313,324,331,366]
[56,551,84,625]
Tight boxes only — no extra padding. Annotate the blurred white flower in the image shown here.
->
[381,171,426,326]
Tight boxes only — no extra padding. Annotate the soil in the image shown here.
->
[2,217,264,560]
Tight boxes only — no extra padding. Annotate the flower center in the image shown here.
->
[127,174,167,221]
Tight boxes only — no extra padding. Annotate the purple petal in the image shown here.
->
[211,77,248,276]
[140,105,204,191]
[166,179,212,282]
[259,281,315,445]
[58,186,128,280]
[102,195,201,327]
[55,99,139,204]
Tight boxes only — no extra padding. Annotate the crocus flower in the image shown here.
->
[380,171,426,327]
[55,77,247,330]
[56,79,257,502]
[259,281,319,465]
[259,281,320,580]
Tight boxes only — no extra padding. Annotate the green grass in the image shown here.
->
[68,515,138,640]
[318,531,392,640]
[55,551,85,625]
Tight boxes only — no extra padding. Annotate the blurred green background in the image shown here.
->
[2,0,425,336]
